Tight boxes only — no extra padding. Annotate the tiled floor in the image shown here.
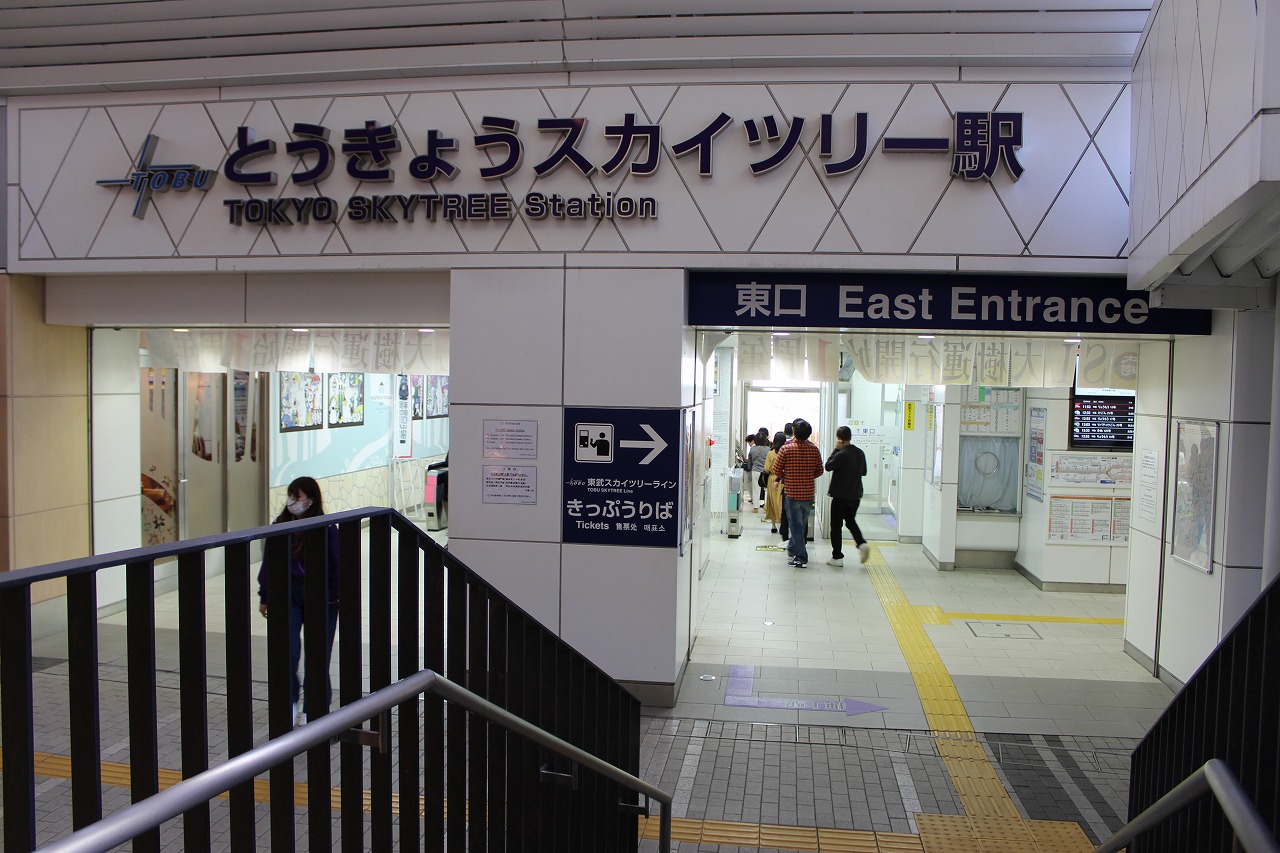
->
[6,512,1169,851]
[634,509,1172,850]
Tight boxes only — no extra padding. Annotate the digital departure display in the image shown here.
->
[1070,395,1136,450]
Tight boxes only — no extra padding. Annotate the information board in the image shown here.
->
[1046,452,1133,487]
[959,385,1023,435]
[1137,448,1160,523]
[1046,495,1131,544]
[1070,395,1135,450]
[483,419,538,459]
[482,465,537,505]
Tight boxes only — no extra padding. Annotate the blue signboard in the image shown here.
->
[563,407,682,548]
[687,271,1211,336]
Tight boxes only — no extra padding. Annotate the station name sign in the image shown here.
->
[98,110,1024,225]
[688,271,1212,336]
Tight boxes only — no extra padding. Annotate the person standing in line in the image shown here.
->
[771,419,823,568]
[754,427,771,503]
[739,434,755,509]
[747,431,769,513]
[258,476,341,727]
[776,421,796,543]
[761,431,786,533]
[825,425,871,566]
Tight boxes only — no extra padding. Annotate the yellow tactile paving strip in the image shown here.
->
[637,815,924,851]
[6,544,1108,851]
[863,544,1101,851]
[865,553,1018,818]
[932,609,1125,627]
[8,749,404,815]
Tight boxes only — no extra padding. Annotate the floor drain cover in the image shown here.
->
[967,621,1042,640]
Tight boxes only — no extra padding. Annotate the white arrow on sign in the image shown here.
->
[619,423,668,465]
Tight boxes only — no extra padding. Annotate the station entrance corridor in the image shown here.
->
[634,505,1171,850]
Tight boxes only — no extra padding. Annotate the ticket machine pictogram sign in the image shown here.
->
[563,407,681,547]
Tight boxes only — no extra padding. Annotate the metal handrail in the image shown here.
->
[36,668,673,853]
[0,506,379,589]
[1092,759,1278,853]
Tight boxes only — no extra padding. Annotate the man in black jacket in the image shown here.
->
[825,425,870,566]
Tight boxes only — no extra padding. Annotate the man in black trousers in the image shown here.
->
[825,425,870,566]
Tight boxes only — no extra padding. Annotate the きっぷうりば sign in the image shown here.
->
[563,408,682,548]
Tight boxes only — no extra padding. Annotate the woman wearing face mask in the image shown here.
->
[257,476,341,727]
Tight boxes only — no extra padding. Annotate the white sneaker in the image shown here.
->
[827,557,843,567]
[858,543,871,563]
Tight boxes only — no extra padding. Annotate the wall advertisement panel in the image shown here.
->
[1171,420,1218,572]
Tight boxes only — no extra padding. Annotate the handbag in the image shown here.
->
[758,471,768,488]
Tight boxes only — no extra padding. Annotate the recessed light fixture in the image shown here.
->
[417,328,434,333]
[763,620,774,626]
[1064,337,1082,344]
[917,334,936,340]
[172,328,189,333]
[772,332,790,337]
[291,328,309,333]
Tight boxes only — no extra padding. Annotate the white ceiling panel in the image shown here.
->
[0,2,1153,96]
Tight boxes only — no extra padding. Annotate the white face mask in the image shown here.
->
[286,496,312,516]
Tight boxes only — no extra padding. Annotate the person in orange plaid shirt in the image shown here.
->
[770,418,824,568]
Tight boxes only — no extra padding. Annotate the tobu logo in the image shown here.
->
[96,134,218,219]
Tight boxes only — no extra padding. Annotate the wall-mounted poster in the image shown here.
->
[424,374,449,417]
[327,372,365,427]
[1171,420,1218,572]
[279,371,323,432]
[410,375,425,420]
[929,404,944,489]
[1025,406,1046,501]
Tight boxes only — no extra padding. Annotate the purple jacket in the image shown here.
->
[257,524,341,604]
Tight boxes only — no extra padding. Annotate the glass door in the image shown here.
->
[180,372,227,540]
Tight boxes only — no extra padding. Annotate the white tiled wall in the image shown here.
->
[90,329,141,560]
[563,268,686,408]
[1126,311,1273,683]
[450,268,565,407]
[561,543,681,684]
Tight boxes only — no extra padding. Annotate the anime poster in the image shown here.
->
[279,372,323,432]
[411,374,425,419]
[327,372,365,427]
[425,374,450,417]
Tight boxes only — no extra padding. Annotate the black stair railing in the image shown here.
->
[0,506,643,852]
[1126,570,1280,852]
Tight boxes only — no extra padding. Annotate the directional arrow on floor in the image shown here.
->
[723,665,887,715]
[724,694,889,715]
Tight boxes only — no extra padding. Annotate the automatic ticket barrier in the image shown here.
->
[726,468,743,538]
[424,462,448,531]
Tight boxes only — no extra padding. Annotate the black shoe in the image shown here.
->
[770,527,777,533]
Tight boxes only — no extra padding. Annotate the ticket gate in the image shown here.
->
[424,462,448,531]
[726,468,743,538]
